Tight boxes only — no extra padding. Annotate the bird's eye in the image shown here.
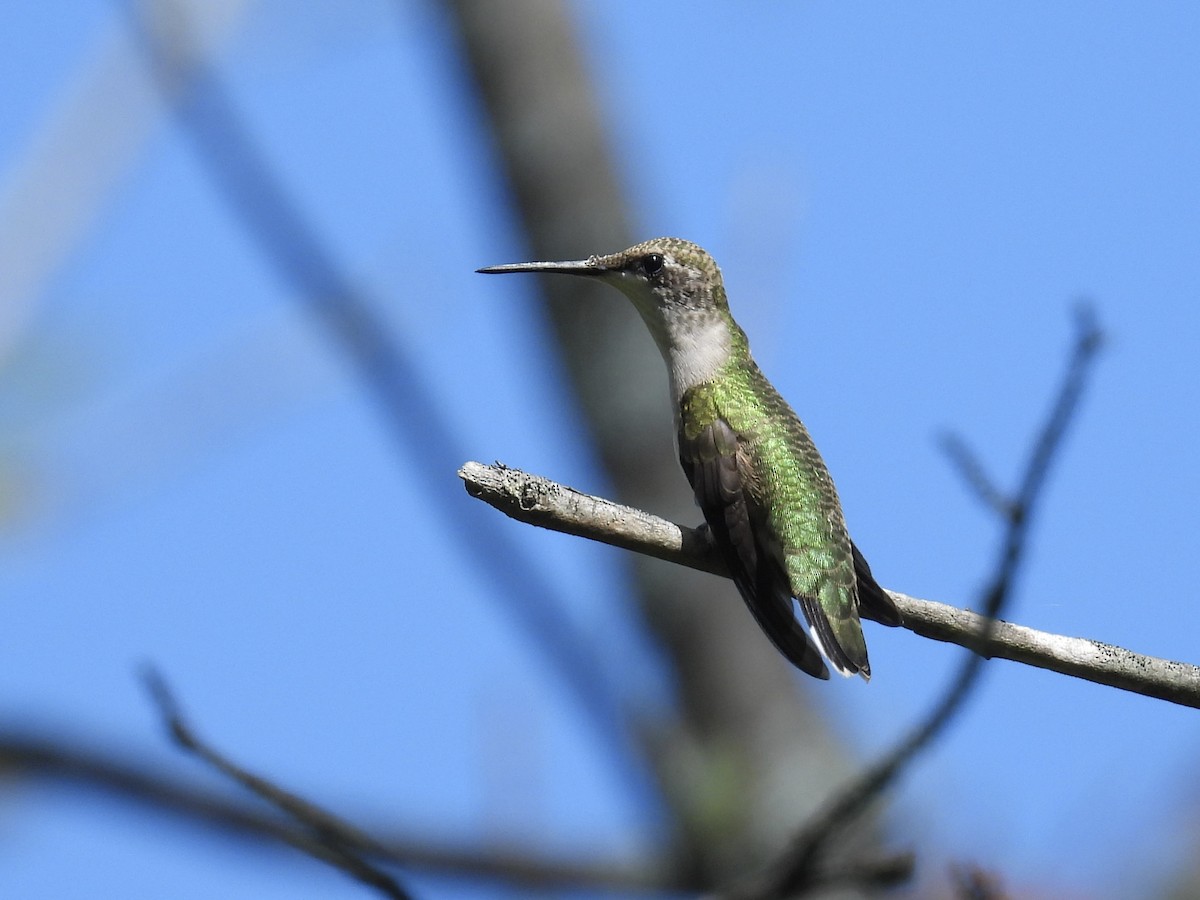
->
[641,253,664,277]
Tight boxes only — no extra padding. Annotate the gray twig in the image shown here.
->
[141,667,411,899]
[938,432,1015,520]
[0,728,675,892]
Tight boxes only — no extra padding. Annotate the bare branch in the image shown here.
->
[459,462,1200,708]
[0,729,677,892]
[460,460,725,578]
[142,668,411,899]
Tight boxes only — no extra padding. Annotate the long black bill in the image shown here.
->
[476,260,607,277]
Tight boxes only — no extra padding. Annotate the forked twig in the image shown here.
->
[723,306,1104,897]
[142,668,411,899]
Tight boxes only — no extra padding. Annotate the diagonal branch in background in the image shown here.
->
[459,461,1200,709]
[447,1,893,882]
[726,304,1105,897]
[0,728,678,893]
[119,0,637,785]
[142,668,412,900]
[938,432,1014,520]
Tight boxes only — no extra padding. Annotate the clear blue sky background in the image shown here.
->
[2,2,1199,897]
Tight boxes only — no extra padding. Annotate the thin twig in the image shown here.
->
[0,729,676,892]
[938,433,1015,520]
[142,668,411,899]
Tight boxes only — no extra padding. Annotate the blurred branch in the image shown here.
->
[451,0,894,882]
[0,729,679,894]
[938,433,1014,519]
[141,668,411,899]
[806,853,915,893]
[0,0,251,364]
[453,0,908,881]
[950,864,1010,900]
[119,0,634,777]
[724,305,1104,897]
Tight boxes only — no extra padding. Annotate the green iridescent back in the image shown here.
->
[680,340,868,671]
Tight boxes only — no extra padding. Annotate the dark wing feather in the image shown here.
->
[851,541,902,627]
[680,416,830,679]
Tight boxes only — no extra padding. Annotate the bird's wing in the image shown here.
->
[850,540,902,627]
[747,388,874,679]
[678,412,830,680]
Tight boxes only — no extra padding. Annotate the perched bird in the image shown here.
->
[478,238,900,680]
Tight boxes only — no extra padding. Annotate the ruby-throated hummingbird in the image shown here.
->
[478,238,901,680]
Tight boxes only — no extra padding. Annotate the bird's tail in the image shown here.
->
[799,591,871,681]
[741,585,832,680]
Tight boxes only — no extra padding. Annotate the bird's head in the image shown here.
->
[478,237,729,345]
[479,238,744,398]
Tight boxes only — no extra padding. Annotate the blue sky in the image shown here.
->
[2,2,1199,897]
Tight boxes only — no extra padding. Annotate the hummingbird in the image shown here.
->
[478,238,901,680]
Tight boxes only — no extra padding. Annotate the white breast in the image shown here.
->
[664,313,734,403]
